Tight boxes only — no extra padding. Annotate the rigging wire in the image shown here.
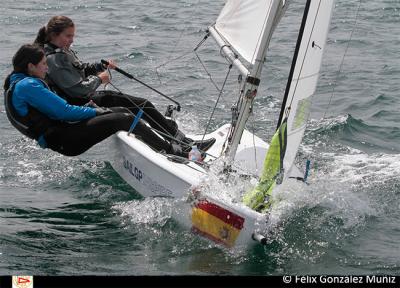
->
[250,113,259,174]
[153,0,201,86]
[154,28,234,144]
[155,50,194,86]
[322,0,363,120]
[200,64,233,142]
[194,48,221,92]
[155,31,210,77]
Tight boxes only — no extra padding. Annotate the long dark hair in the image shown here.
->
[3,44,45,90]
[33,15,74,47]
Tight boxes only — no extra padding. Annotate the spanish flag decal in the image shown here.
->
[191,200,245,247]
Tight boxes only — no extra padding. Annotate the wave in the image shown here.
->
[306,114,400,153]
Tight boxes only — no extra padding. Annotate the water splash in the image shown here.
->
[113,197,172,226]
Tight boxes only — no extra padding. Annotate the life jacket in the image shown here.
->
[4,79,58,141]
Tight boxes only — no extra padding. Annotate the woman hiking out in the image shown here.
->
[33,15,215,152]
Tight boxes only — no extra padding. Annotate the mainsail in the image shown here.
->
[215,0,287,65]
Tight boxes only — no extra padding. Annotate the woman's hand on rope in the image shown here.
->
[98,71,110,84]
[102,59,117,70]
[98,58,117,84]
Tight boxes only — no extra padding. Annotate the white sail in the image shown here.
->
[215,0,285,65]
[279,0,335,178]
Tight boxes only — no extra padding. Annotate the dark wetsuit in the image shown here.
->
[5,73,172,156]
[44,43,178,139]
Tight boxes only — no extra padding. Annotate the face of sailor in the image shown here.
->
[28,56,48,79]
[51,26,75,49]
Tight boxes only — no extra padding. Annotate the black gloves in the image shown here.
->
[84,100,112,116]
[94,107,113,116]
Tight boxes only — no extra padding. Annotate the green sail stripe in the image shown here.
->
[243,118,288,212]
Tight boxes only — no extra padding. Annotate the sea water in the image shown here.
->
[0,0,400,276]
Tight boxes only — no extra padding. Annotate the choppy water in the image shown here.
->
[1,0,400,276]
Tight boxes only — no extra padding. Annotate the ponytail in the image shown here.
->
[33,16,74,46]
[3,73,12,91]
[33,26,47,47]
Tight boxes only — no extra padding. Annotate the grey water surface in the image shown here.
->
[0,0,400,276]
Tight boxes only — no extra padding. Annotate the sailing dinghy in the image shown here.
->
[110,0,335,247]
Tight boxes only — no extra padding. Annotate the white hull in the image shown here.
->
[110,124,269,198]
[109,124,274,247]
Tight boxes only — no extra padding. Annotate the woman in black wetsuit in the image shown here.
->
[4,44,187,157]
[33,15,215,152]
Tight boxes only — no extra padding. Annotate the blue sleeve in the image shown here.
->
[16,78,96,121]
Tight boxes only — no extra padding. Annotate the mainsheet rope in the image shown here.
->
[104,69,194,148]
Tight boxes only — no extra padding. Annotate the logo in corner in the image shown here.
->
[12,276,33,288]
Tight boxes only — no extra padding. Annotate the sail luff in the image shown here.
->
[277,0,311,130]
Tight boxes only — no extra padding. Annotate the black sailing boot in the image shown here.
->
[174,129,216,152]
[188,137,216,152]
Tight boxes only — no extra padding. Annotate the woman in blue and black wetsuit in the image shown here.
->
[33,15,215,152]
[3,44,186,157]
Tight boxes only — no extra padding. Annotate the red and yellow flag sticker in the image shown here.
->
[191,200,245,247]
